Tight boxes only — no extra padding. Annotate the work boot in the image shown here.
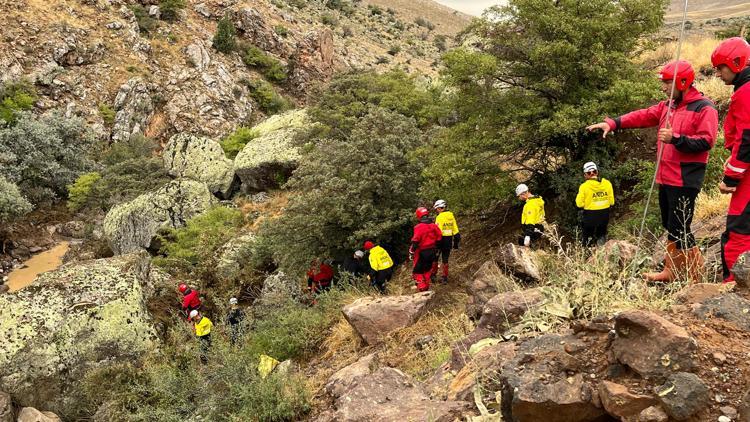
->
[644,241,681,283]
[685,246,705,282]
[440,263,449,284]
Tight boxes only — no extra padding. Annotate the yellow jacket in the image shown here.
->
[521,197,545,225]
[368,245,394,271]
[576,178,615,211]
[194,317,213,337]
[435,211,460,236]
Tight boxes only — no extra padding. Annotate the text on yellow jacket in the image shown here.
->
[435,211,460,236]
[576,178,615,211]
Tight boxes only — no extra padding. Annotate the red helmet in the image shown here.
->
[363,240,375,250]
[712,37,750,73]
[659,60,695,91]
[178,283,188,293]
[415,207,430,219]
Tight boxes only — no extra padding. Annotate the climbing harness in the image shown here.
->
[635,0,690,256]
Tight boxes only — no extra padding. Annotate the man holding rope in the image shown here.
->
[587,60,719,282]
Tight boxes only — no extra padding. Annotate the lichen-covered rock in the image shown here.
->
[254,271,302,309]
[215,233,256,282]
[103,180,215,255]
[163,133,236,198]
[111,77,154,142]
[0,391,12,422]
[234,110,308,193]
[0,253,158,411]
[732,251,750,286]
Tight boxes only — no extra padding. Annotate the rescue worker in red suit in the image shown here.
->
[409,207,442,292]
[712,37,750,282]
[179,283,202,318]
[587,60,719,282]
[307,259,334,294]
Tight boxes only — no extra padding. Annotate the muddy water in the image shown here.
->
[7,241,71,292]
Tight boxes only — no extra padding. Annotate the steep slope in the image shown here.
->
[366,0,473,35]
[667,0,750,21]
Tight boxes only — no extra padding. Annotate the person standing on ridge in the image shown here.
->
[179,283,202,318]
[307,259,334,294]
[516,184,545,247]
[576,162,615,247]
[432,199,461,284]
[711,37,750,283]
[409,207,442,292]
[190,310,213,364]
[587,60,718,282]
[363,240,394,293]
[226,297,245,346]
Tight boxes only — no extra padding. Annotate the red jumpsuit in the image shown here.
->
[721,67,750,282]
[410,219,442,291]
[182,289,202,313]
[307,262,334,293]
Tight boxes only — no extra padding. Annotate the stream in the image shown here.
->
[6,241,71,292]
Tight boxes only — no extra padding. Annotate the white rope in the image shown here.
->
[636,0,690,247]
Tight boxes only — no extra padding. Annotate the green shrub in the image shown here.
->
[98,104,115,126]
[0,176,32,224]
[212,15,237,54]
[274,24,289,37]
[100,134,155,165]
[368,4,383,15]
[159,0,186,22]
[242,46,288,83]
[414,17,435,30]
[129,5,159,34]
[154,206,245,277]
[433,34,447,52]
[321,13,338,27]
[0,112,95,205]
[387,45,401,56]
[245,79,292,115]
[67,172,102,211]
[0,80,36,126]
[220,127,258,159]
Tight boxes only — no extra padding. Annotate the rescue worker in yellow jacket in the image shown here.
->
[190,310,213,364]
[432,199,461,284]
[516,184,545,247]
[363,240,394,293]
[576,162,615,247]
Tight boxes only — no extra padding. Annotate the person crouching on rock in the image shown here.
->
[307,259,334,295]
[516,184,545,247]
[409,207,442,292]
[190,310,213,364]
[179,283,202,319]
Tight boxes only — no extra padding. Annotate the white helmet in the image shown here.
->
[515,184,529,197]
[583,162,598,173]
[354,250,364,258]
[189,310,199,319]
[229,297,238,305]
[433,199,447,209]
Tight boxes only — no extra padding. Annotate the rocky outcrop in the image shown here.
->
[254,271,303,309]
[0,391,12,422]
[234,8,285,55]
[325,353,378,398]
[0,51,23,83]
[215,233,256,282]
[16,407,61,422]
[185,42,211,71]
[233,110,308,193]
[288,29,335,93]
[342,292,434,346]
[163,133,236,198]
[103,180,216,255]
[654,372,709,420]
[467,260,518,319]
[0,253,158,411]
[612,311,697,379]
[111,77,153,142]
[496,243,541,281]
[477,288,544,333]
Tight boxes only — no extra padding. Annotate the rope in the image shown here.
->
[635,0,690,250]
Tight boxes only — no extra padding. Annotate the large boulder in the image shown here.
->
[215,233,256,282]
[467,260,519,319]
[103,180,216,255]
[496,243,541,281]
[612,310,697,379]
[477,288,544,333]
[593,239,639,270]
[446,341,516,402]
[289,29,335,93]
[233,110,308,193]
[324,353,378,398]
[111,77,154,142]
[342,292,434,346]
[323,367,471,422]
[163,133,236,198]
[654,372,710,420]
[16,408,61,422]
[0,253,158,411]
[234,8,286,55]
[254,271,303,309]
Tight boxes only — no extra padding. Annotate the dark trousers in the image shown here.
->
[199,334,211,364]
[581,209,610,247]
[659,185,699,249]
[371,267,393,293]
[413,248,438,273]
[518,224,544,246]
[437,236,453,264]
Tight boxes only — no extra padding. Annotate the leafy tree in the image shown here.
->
[423,0,665,209]
[0,176,32,225]
[67,172,102,211]
[261,107,423,271]
[0,80,36,126]
[0,112,95,205]
[242,46,287,82]
[212,15,237,54]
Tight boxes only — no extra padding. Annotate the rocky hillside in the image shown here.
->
[0,0,462,142]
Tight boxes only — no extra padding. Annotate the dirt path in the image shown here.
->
[7,242,70,292]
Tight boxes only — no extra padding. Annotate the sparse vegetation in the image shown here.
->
[321,13,339,27]
[368,4,383,16]
[274,24,289,38]
[433,34,448,52]
[221,127,259,159]
[0,80,36,126]
[245,79,292,115]
[98,104,115,126]
[129,4,159,35]
[387,44,401,56]
[414,17,435,31]
[159,0,186,22]
[212,15,237,54]
[242,46,288,83]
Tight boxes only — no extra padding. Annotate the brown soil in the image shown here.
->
[7,241,70,291]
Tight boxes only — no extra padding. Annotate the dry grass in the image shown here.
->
[641,36,721,70]
[695,188,732,221]
[696,77,734,106]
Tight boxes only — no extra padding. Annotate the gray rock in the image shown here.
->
[467,260,519,318]
[194,3,211,18]
[103,180,216,255]
[325,353,378,398]
[0,51,23,83]
[215,233,256,282]
[234,8,284,54]
[693,293,750,331]
[234,110,308,192]
[0,391,12,422]
[163,133,235,198]
[732,251,750,286]
[254,271,303,309]
[477,288,544,333]
[106,21,123,30]
[654,372,709,420]
[496,243,541,281]
[342,292,434,346]
[639,406,668,422]
[0,254,158,412]
[148,5,160,18]
[111,78,154,142]
[289,29,335,93]
[16,408,60,422]
[185,42,210,70]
